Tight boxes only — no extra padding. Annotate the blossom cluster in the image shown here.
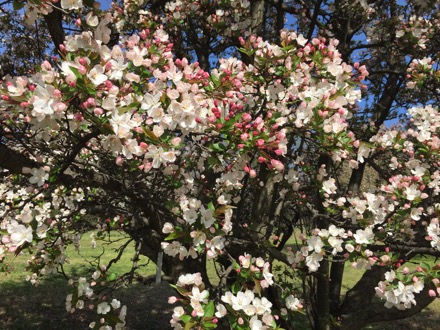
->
[375,270,424,310]
[169,255,288,330]
[164,0,252,38]
[395,15,436,50]
[66,272,127,330]
[406,57,438,89]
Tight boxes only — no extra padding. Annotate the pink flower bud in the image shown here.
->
[242,113,252,122]
[171,137,181,146]
[93,108,103,116]
[53,89,62,98]
[78,66,87,75]
[168,296,179,304]
[116,157,124,166]
[271,159,284,172]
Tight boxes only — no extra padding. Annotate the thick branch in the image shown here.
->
[339,265,387,316]
[43,3,65,52]
[0,143,38,173]
[340,284,436,329]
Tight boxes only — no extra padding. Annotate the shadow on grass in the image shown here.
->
[364,305,440,330]
[1,274,438,330]
[0,275,175,330]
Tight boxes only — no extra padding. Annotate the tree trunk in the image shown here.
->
[316,260,331,330]
[250,0,265,35]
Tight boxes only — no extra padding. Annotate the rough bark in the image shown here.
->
[43,3,65,52]
[316,259,331,330]
[0,143,38,173]
[250,0,265,35]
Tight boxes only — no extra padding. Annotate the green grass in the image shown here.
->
[0,231,163,329]
[1,232,439,329]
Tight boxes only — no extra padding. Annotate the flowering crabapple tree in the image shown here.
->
[1,0,440,329]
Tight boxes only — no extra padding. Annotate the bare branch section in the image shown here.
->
[0,143,38,173]
[43,3,65,52]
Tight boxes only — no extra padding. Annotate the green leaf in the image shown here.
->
[180,315,192,323]
[107,272,117,281]
[231,281,241,294]
[253,278,261,296]
[211,142,225,152]
[419,261,431,272]
[105,314,123,324]
[175,285,189,297]
[165,231,183,241]
[202,321,217,329]
[207,156,219,168]
[211,74,221,88]
[214,204,236,215]
[142,127,159,141]
[204,301,215,318]
[69,66,83,80]
[184,321,197,330]
[13,0,25,10]
[207,201,215,211]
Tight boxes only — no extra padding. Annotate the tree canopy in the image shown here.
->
[0,1,439,329]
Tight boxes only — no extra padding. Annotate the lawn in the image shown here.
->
[0,232,439,329]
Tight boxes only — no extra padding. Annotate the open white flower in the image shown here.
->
[97,302,111,315]
[215,304,227,318]
[306,252,323,272]
[29,167,49,187]
[61,0,83,10]
[322,178,337,194]
[286,295,302,311]
[8,222,33,247]
[87,65,107,86]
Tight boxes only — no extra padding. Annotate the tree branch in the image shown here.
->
[43,2,65,52]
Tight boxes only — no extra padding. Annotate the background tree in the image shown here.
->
[0,5,52,76]
[0,1,439,329]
